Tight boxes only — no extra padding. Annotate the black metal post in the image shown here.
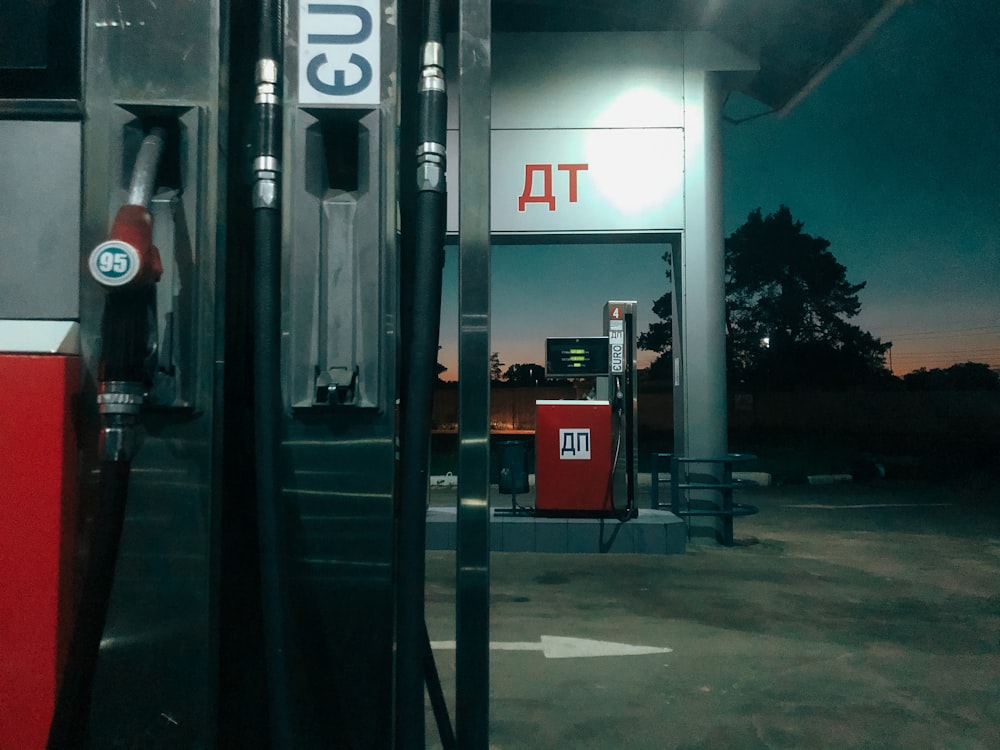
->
[456,0,492,746]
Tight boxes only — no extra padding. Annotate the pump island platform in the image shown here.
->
[427,476,689,555]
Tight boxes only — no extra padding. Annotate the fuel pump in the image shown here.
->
[48,126,167,749]
[245,0,454,744]
[604,300,639,520]
[533,301,639,521]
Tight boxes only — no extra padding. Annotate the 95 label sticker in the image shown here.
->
[89,241,140,287]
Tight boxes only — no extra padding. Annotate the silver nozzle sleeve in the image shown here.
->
[255,58,280,104]
[98,381,144,462]
[101,422,140,463]
[421,42,445,69]
[98,381,145,415]
[253,175,279,210]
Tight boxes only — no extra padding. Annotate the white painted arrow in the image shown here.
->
[430,636,671,659]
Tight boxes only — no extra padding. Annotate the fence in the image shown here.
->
[432,384,1000,437]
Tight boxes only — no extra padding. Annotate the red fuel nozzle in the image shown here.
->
[88,204,163,289]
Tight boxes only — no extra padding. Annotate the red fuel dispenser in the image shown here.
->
[0,342,79,750]
[534,400,613,514]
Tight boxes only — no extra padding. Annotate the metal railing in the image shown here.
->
[651,453,759,546]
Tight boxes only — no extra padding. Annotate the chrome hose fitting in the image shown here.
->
[253,58,281,210]
[97,381,145,462]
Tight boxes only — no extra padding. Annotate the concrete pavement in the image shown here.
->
[423,477,1000,749]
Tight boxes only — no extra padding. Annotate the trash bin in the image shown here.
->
[497,439,529,495]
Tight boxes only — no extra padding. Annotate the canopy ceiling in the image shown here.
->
[446,0,904,114]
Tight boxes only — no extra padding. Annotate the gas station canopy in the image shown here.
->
[455,0,903,113]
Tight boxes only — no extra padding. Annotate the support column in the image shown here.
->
[677,68,727,461]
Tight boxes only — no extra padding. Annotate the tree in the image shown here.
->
[435,346,449,381]
[501,363,546,387]
[636,274,675,381]
[489,352,505,383]
[903,362,1000,391]
[640,206,892,389]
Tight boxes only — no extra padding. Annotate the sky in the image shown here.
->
[438,0,1000,379]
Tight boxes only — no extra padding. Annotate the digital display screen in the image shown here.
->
[545,337,609,378]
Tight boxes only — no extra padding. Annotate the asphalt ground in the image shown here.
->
[424,476,1000,749]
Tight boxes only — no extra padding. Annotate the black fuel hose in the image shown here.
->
[397,0,450,745]
[48,300,154,750]
[252,201,294,748]
[251,0,294,745]
[47,461,130,749]
[606,376,636,522]
[424,621,457,750]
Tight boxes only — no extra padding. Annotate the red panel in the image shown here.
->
[534,400,612,513]
[0,355,79,750]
